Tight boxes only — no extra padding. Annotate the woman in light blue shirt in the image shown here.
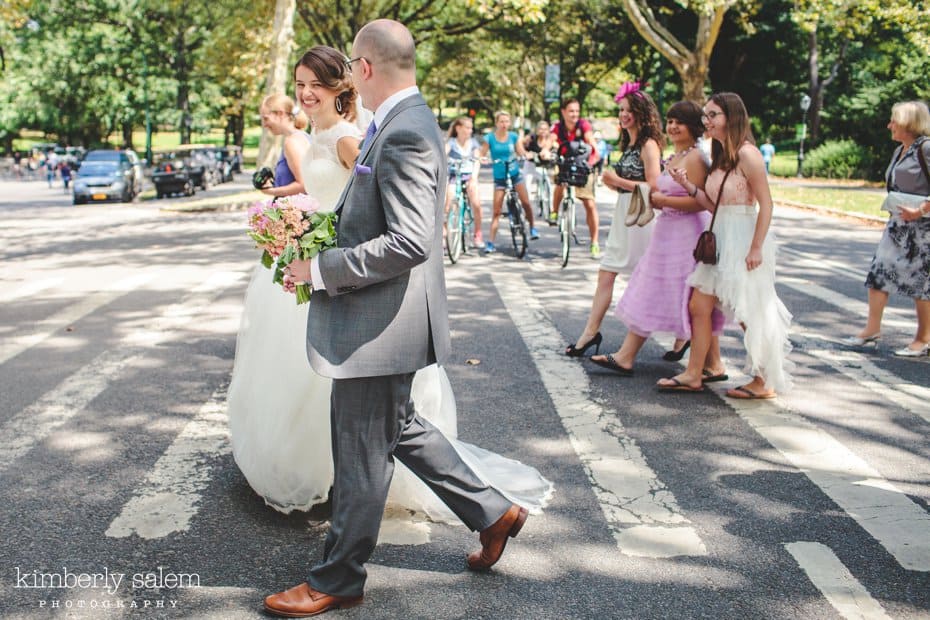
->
[479,111,538,253]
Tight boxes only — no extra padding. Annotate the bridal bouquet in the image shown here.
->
[246,194,337,304]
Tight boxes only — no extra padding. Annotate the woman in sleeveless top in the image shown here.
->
[228,46,553,518]
[445,116,484,248]
[590,101,726,377]
[843,101,930,357]
[257,93,311,198]
[565,87,661,358]
[658,92,793,398]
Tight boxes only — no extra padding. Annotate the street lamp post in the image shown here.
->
[797,94,812,178]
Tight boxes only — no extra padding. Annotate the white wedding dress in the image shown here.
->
[228,120,553,520]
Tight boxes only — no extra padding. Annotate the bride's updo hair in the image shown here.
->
[294,45,359,122]
[260,93,309,130]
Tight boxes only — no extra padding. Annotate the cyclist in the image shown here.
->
[479,110,538,253]
[523,120,556,191]
[445,116,484,248]
[550,98,601,258]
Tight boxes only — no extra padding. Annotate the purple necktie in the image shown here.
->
[361,121,377,150]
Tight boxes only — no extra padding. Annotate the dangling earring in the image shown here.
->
[335,97,343,114]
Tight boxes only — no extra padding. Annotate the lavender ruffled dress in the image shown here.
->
[614,171,725,339]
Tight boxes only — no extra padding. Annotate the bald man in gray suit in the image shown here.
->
[266,20,528,617]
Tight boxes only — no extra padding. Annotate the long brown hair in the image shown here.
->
[708,92,755,171]
[293,46,358,122]
[620,91,663,152]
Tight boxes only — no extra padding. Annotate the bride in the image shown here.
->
[227,45,552,521]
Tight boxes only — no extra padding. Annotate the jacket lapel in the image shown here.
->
[335,94,427,214]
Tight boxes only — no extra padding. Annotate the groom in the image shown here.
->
[268,19,527,617]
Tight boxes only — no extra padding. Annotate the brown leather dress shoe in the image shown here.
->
[263,582,363,617]
[466,504,528,571]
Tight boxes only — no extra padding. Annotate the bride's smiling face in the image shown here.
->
[295,65,339,117]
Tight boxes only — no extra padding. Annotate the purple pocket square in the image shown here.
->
[354,164,372,175]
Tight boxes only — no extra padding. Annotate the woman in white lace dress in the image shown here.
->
[228,46,552,519]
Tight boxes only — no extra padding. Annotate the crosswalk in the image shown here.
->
[1,203,928,617]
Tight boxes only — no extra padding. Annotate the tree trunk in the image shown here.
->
[806,29,847,145]
[256,0,297,171]
[620,0,729,105]
[175,31,192,145]
[122,122,134,150]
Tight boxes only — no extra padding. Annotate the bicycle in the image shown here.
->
[555,155,589,268]
[445,158,477,264]
[491,158,528,259]
[532,156,555,221]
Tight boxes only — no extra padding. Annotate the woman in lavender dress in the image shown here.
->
[590,101,726,378]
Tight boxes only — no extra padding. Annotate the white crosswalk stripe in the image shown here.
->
[785,542,892,620]
[709,384,930,571]
[0,273,154,365]
[492,270,707,558]
[106,387,231,539]
[0,271,245,477]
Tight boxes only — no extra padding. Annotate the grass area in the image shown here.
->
[14,126,264,164]
[770,184,885,217]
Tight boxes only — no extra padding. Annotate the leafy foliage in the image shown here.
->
[800,139,870,178]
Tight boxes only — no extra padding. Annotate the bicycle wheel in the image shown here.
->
[508,195,528,259]
[539,176,552,221]
[462,204,474,254]
[446,202,463,263]
[559,197,571,268]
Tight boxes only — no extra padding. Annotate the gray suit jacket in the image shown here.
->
[306,94,451,379]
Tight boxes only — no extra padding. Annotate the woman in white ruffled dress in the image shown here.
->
[657,92,793,398]
[227,46,552,519]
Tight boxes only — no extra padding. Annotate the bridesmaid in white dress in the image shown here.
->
[657,92,793,397]
[228,46,552,519]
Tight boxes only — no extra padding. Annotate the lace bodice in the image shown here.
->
[615,146,645,181]
[706,167,755,206]
[301,120,362,211]
[308,120,362,163]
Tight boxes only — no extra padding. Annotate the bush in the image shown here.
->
[801,139,870,179]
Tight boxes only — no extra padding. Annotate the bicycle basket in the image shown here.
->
[557,141,592,187]
[556,161,591,187]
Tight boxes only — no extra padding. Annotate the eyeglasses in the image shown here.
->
[343,56,367,72]
[701,110,724,121]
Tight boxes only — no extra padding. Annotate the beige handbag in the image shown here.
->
[625,182,654,227]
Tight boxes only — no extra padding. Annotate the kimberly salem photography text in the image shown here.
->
[13,566,199,610]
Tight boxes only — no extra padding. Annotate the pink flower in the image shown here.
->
[615,81,644,103]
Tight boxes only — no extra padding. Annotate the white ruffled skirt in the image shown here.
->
[687,206,794,393]
[228,265,554,519]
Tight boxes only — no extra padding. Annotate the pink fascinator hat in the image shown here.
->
[615,81,644,103]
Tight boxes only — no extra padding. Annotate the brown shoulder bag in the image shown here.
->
[692,168,733,265]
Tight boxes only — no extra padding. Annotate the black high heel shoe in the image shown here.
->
[565,332,603,357]
[662,340,690,362]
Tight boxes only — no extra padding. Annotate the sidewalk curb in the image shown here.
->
[157,191,261,213]
[774,198,886,225]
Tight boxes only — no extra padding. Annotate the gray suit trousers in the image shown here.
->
[307,373,511,598]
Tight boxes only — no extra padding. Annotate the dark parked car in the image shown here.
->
[151,145,219,194]
[151,155,196,199]
[72,160,141,204]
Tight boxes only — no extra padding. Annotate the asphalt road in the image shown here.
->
[0,174,928,619]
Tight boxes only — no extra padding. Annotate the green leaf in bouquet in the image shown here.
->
[260,250,274,269]
[279,244,297,264]
[266,208,283,221]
